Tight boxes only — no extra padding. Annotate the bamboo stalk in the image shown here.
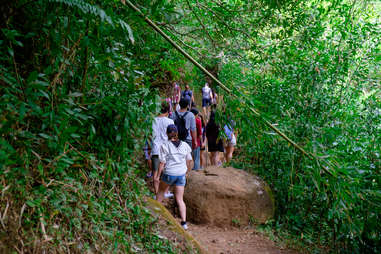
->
[123,0,332,175]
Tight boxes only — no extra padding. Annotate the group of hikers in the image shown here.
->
[144,82,237,230]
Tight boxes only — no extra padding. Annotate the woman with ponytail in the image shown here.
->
[156,124,193,230]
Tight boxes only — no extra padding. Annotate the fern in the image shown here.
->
[47,0,134,44]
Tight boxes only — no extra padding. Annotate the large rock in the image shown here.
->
[184,166,274,227]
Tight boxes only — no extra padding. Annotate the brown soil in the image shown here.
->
[153,193,300,254]
[188,223,299,254]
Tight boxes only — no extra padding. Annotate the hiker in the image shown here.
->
[201,82,213,119]
[170,97,197,150]
[199,114,207,168]
[211,88,218,106]
[206,111,224,166]
[156,124,193,230]
[181,84,194,109]
[151,101,174,196]
[171,81,181,111]
[165,97,173,117]
[190,108,202,170]
[224,120,237,163]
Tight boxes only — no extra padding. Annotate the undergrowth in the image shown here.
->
[0,0,182,253]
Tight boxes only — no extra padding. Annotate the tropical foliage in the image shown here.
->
[0,0,380,253]
[0,0,179,252]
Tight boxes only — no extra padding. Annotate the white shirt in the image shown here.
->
[151,116,174,155]
[202,85,212,99]
[159,140,192,176]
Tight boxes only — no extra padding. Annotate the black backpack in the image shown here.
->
[174,111,189,141]
[181,90,192,100]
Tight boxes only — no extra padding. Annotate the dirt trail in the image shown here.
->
[156,191,299,254]
[187,223,298,254]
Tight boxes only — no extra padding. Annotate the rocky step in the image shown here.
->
[184,166,274,227]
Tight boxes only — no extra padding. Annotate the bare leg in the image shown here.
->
[211,152,219,165]
[157,181,170,202]
[147,159,152,176]
[153,169,161,194]
[174,185,186,222]
[217,152,222,165]
[225,145,234,163]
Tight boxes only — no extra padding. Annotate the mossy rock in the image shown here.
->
[145,197,209,254]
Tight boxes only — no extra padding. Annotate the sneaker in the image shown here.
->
[164,191,174,198]
[181,221,188,230]
[146,171,152,178]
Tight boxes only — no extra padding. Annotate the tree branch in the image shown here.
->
[164,27,204,57]
[164,24,201,40]
[186,0,217,51]
[196,1,252,39]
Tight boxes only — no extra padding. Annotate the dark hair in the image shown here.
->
[190,108,199,116]
[166,124,180,145]
[209,111,216,122]
[179,97,189,109]
[199,114,205,128]
[160,101,170,114]
[206,111,219,136]
[207,111,218,128]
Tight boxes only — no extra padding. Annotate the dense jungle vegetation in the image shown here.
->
[0,0,380,253]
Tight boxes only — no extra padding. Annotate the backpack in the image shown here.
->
[181,90,192,101]
[174,111,189,141]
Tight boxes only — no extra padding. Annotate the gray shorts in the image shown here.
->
[151,155,160,171]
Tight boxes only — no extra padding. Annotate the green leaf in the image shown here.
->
[70,133,80,138]
[91,124,96,135]
[8,47,14,57]
[26,200,35,207]
[69,92,83,97]
[39,133,52,139]
[119,20,134,44]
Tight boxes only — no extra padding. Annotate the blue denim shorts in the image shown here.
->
[161,174,186,186]
[202,98,211,107]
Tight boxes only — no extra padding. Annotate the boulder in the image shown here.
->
[184,166,274,227]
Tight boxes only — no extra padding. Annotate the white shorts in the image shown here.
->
[227,134,236,147]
